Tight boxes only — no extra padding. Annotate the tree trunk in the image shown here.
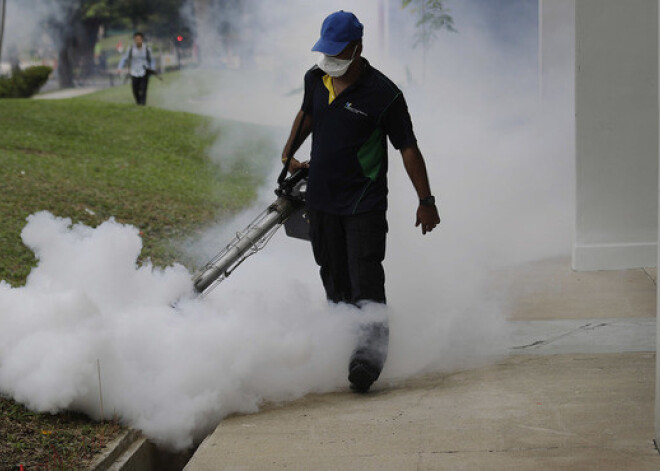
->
[58,43,74,88]
[0,0,6,67]
[79,21,101,78]
[46,4,78,89]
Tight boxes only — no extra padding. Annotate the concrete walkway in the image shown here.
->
[185,258,658,470]
[34,87,99,100]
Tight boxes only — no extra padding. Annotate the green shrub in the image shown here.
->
[0,66,52,98]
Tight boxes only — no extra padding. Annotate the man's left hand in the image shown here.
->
[415,205,440,235]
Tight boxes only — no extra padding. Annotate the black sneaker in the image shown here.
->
[348,362,379,393]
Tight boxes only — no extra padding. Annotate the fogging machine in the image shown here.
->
[191,167,310,296]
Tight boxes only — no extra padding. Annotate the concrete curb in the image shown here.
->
[89,428,195,471]
[104,436,155,471]
[89,429,140,470]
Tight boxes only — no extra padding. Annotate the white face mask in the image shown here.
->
[317,45,357,78]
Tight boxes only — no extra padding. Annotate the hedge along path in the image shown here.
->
[0,66,52,98]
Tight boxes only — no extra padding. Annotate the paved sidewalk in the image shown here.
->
[34,87,99,100]
[186,353,656,471]
[185,259,658,470]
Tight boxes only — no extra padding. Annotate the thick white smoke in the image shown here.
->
[0,212,381,449]
[1,0,71,62]
[0,0,573,451]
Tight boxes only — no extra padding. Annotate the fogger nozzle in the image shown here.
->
[191,168,310,297]
[192,197,298,294]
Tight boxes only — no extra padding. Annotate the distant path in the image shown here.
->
[34,87,100,100]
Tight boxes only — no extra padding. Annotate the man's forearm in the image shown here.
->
[401,145,433,199]
[282,110,312,160]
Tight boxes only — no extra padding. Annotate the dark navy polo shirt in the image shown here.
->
[301,59,417,215]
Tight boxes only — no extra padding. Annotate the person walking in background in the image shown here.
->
[117,32,155,106]
[281,11,440,393]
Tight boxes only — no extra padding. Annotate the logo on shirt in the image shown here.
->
[344,102,368,117]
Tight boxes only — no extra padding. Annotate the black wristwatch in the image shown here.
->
[419,195,436,207]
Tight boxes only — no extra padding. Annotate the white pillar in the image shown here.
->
[539,0,575,102]
[656,0,660,447]
[574,0,659,271]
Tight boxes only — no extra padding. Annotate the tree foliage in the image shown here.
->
[401,0,456,49]
[112,0,187,34]
[35,0,187,87]
[68,0,186,34]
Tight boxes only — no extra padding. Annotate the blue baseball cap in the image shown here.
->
[311,11,363,56]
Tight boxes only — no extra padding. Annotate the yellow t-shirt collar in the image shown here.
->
[322,74,336,104]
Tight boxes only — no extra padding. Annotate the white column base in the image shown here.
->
[572,242,658,271]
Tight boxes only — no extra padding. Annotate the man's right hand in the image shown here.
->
[284,156,309,173]
[415,204,441,235]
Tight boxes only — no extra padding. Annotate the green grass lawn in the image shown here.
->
[0,95,277,468]
[75,68,248,108]
[0,98,275,286]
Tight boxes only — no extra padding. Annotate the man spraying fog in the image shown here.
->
[117,32,155,106]
[282,11,440,393]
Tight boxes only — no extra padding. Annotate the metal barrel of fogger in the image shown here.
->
[192,196,299,294]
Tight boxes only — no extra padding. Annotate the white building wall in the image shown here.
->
[574,0,658,271]
[539,0,575,101]
[657,0,660,446]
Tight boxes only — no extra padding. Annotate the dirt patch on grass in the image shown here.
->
[0,395,126,470]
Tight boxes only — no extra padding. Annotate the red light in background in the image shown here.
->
[177,35,183,42]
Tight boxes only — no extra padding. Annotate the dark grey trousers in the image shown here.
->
[308,209,387,305]
[308,209,389,378]
[131,75,149,105]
